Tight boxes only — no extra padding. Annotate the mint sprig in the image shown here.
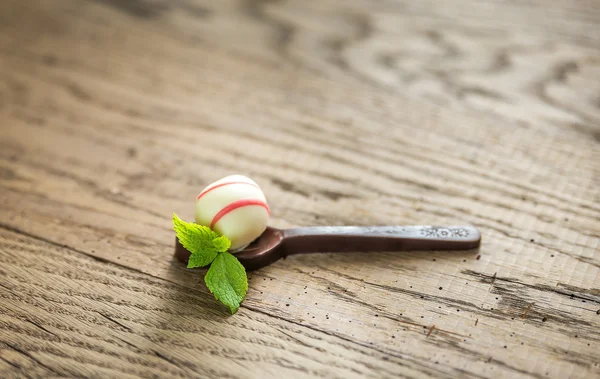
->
[173,213,247,314]
[173,213,230,267]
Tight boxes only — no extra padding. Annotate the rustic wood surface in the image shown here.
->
[1,0,599,378]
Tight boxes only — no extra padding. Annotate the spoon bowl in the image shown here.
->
[175,225,481,271]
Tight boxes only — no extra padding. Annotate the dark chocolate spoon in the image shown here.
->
[175,225,481,271]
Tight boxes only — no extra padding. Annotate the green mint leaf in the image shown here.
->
[212,235,231,253]
[172,213,230,268]
[204,252,248,314]
[187,253,215,269]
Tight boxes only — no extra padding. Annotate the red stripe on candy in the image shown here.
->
[197,181,259,200]
[210,199,270,229]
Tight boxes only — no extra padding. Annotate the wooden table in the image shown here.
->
[1,1,599,378]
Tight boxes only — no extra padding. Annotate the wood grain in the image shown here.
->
[1,228,417,379]
[1,0,599,378]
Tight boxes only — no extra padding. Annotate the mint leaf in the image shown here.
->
[205,252,248,314]
[212,235,231,252]
[172,213,230,268]
[187,253,215,269]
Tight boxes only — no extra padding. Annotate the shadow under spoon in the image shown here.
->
[175,225,481,271]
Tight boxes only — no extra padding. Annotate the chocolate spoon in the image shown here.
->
[175,225,481,271]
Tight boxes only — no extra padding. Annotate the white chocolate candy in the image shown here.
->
[195,175,270,251]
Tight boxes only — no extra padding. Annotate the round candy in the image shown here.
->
[195,175,270,251]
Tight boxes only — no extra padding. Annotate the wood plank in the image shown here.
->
[0,0,599,378]
[1,228,427,379]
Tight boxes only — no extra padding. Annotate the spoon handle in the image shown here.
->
[282,226,480,255]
